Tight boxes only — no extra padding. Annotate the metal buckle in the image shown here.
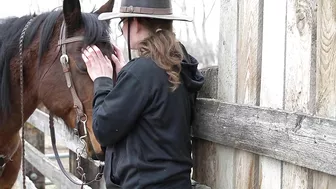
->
[79,114,88,138]
[60,54,69,64]
[128,6,134,12]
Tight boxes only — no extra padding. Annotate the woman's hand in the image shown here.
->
[82,45,113,81]
[112,44,126,74]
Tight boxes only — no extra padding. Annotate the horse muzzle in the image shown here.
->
[91,152,105,161]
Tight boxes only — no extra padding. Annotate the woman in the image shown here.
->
[82,0,205,188]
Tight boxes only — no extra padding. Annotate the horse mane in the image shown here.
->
[0,9,112,116]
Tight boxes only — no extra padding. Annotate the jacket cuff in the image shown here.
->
[94,77,113,93]
[93,77,113,107]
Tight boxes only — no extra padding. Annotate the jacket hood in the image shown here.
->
[180,43,205,93]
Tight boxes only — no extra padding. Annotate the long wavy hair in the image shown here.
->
[121,17,183,91]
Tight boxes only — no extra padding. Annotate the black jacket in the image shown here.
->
[92,46,204,189]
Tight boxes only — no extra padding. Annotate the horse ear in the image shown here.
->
[63,0,82,31]
[94,0,115,14]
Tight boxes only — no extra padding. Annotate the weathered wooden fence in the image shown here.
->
[14,0,336,188]
[18,108,211,189]
[19,109,105,189]
[191,0,336,189]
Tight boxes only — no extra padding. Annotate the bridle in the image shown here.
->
[53,20,105,187]
[18,17,104,188]
[57,21,87,137]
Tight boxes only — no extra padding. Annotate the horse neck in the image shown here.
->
[0,42,41,135]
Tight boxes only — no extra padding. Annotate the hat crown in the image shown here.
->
[121,0,172,9]
[97,0,192,22]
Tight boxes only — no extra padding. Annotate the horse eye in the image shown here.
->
[74,57,87,73]
[76,62,87,73]
[77,46,83,52]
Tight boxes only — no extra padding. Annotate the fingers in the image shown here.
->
[81,53,89,65]
[81,45,114,81]
[111,53,120,65]
[114,45,122,57]
[113,44,121,54]
[82,48,95,66]
[82,45,112,66]
[92,45,106,61]
[105,55,110,62]
[112,44,125,62]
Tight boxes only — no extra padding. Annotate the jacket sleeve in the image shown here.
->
[92,71,148,147]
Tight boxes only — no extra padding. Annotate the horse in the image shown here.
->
[0,0,116,188]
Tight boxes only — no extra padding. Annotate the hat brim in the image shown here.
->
[98,12,193,22]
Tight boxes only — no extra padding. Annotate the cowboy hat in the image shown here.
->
[98,0,193,22]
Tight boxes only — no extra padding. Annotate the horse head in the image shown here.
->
[0,1,117,187]
[38,0,115,160]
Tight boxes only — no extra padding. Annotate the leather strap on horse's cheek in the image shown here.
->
[75,117,82,136]
[59,21,86,125]
[58,36,85,46]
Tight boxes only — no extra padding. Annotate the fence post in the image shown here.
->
[24,123,45,189]
[69,151,103,188]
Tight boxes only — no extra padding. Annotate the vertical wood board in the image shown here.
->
[192,0,239,188]
[314,0,336,188]
[282,0,317,188]
[236,0,263,188]
[259,0,287,188]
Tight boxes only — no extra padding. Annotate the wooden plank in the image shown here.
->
[23,141,92,189]
[214,0,238,188]
[285,0,316,113]
[234,150,258,189]
[283,0,317,188]
[26,109,87,158]
[192,98,336,177]
[260,0,286,109]
[14,169,37,189]
[282,164,309,189]
[23,123,45,188]
[192,0,237,188]
[258,158,281,189]
[198,66,218,99]
[235,0,263,188]
[316,0,336,118]
[192,139,217,187]
[259,0,287,188]
[313,172,336,189]
[237,0,262,106]
[69,151,104,189]
[315,0,336,187]
[217,0,238,102]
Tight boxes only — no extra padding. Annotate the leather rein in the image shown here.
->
[17,17,104,188]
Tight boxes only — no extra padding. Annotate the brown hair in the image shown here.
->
[135,18,183,91]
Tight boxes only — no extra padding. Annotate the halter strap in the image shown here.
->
[50,21,104,186]
[58,36,85,46]
[58,21,86,120]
